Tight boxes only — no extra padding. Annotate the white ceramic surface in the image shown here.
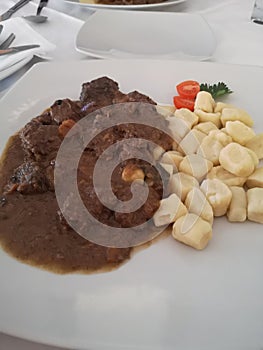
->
[0,55,33,81]
[76,11,216,59]
[0,60,263,350]
[65,0,185,10]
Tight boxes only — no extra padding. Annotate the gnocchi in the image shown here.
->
[154,90,263,251]
[172,213,212,250]
[227,187,247,222]
[153,194,187,227]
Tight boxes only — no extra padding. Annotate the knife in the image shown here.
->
[0,33,16,50]
[0,44,40,56]
[0,0,32,22]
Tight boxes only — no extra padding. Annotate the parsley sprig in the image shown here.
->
[200,82,233,99]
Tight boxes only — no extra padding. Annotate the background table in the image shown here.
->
[0,0,261,349]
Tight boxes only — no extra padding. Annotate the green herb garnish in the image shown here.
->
[200,82,233,99]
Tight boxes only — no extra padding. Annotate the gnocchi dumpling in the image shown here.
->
[194,91,215,113]
[219,142,258,177]
[227,186,247,222]
[185,187,214,224]
[153,194,187,227]
[247,188,263,224]
[200,178,232,216]
[179,154,213,182]
[172,213,212,250]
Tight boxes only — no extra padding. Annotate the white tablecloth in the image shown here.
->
[0,0,262,98]
[0,0,262,349]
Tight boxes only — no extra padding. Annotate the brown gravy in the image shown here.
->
[0,77,172,274]
[0,135,132,274]
[0,135,171,274]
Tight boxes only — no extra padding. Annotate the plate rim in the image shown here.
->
[65,0,185,10]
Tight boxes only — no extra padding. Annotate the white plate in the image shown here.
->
[0,55,33,81]
[76,11,216,59]
[0,60,263,350]
[65,0,185,10]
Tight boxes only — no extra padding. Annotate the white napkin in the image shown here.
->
[0,17,56,73]
[199,0,263,66]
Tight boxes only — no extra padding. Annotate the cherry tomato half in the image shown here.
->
[173,96,195,111]
[176,80,200,99]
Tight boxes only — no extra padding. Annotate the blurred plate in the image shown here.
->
[65,0,185,10]
[76,11,216,59]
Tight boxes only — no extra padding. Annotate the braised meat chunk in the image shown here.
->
[4,162,50,194]
[20,120,61,161]
[113,90,156,105]
[49,98,84,125]
[80,76,123,105]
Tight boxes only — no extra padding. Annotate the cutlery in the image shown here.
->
[0,44,40,56]
[0,0,32,22]
[251,0,263,24]
[23,0,48,23]
[0,33,16,50]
